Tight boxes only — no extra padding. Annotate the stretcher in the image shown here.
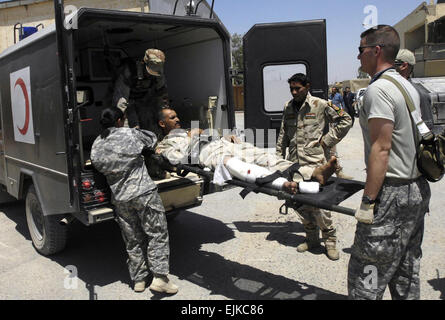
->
[167,161,364,217]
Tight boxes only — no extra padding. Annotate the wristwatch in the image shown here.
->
[362,195,376,205]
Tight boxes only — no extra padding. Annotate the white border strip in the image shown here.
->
[5,155,68,178]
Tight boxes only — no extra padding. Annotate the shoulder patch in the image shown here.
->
[328,101,344,116]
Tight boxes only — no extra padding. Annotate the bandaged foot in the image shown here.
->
[298,181,320,193]
[312,156,337,185]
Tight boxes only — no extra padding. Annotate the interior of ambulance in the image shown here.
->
[72,15,232,211]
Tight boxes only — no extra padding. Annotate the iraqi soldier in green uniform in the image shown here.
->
[276,73,352,260]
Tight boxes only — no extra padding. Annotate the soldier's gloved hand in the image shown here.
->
[355,200,375,224]
[117,98,129,113]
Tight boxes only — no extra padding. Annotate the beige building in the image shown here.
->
[0,0,150,54]
[394,0,445,77]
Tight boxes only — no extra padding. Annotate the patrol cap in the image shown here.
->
[396,49,416,66]
[144,48,165,77]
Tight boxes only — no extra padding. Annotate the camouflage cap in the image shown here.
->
[144,48,165,77]
[396,49,416,66]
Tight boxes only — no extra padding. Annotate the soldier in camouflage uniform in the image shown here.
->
[349,25,431,300]
[90,107,178,294]
[276,73,352,260]
[113,48,169,136]
[156,107,338,193]
[113,48,170,180]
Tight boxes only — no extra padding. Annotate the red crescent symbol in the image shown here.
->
[15,78,30,135]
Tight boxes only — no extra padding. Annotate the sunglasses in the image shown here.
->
[358,44,385,55]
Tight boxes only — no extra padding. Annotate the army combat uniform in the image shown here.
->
[348,177,430,299]
[348,69,432,300]
[276,93,352,257]
[112,58,168,136]
[91,127,170,282]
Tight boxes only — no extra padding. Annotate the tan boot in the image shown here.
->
[149,275,179,294]
[134,281,146,293]
[297,227,321,253]
[322,229,340,261]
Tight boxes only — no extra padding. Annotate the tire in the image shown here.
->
[25,185,67,255]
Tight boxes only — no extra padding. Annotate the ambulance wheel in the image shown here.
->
[25,185,67,255]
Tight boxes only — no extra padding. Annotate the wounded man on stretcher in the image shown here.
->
[155,109,337,195]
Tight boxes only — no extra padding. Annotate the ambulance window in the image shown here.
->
[263,63,307,112]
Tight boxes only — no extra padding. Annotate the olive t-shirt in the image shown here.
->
[359,69,421,179]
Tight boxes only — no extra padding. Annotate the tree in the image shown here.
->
[231,33,244,85]
[357,67,370,79]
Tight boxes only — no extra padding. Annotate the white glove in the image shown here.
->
[117,97,128,113]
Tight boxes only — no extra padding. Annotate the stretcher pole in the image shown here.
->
[175,164,357,217]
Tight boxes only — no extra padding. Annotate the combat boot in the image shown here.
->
[149,274,179,294]
[297,227,321,253]
[134,280,146,293]
[322,228,339,261]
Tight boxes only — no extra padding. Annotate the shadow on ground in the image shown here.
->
[428,270,445,300]
[0,200,30,241]
[233,221,325,255]
[167,217,344,299]
[1,202,345,300]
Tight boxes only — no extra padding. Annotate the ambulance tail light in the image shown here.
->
[79,173,110,209]
[94,190,106,203]
[81,178,93,190]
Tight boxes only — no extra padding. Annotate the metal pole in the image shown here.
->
[176,164,357,217]
[195,0,204,14]
[210,0,215,18]
[173,0,180,15]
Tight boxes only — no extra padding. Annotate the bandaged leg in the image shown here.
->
[225,157,295,192]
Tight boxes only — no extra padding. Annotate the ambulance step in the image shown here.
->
[88,207,114,224]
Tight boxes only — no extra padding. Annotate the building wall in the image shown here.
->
[0,0,149,54]
[394,2,445,77]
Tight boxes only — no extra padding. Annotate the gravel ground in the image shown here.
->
[0,112,444,300]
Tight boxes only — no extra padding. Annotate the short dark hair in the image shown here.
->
[288,73,310,86]
[157,106,175,123]
[360,25,400,63]
[100,107,124,128]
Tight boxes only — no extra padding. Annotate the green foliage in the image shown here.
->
[357,67,370,79]
[231,33,244,85]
